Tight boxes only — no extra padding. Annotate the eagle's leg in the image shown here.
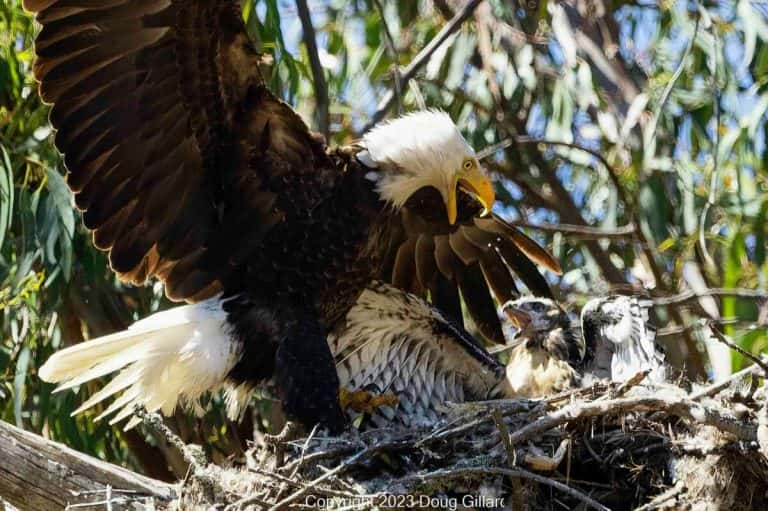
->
[273,314,348,435]
[338,387,399,415]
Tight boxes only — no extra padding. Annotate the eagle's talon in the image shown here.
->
[339,387,399,415]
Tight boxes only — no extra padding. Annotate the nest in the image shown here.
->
[166,366,768,511]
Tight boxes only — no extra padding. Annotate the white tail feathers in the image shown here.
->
[39,298,249,429]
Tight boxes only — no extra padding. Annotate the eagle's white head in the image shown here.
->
[360,110,495,224]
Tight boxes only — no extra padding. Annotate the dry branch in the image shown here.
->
[653,288,768,306]
[362,0,483,131]
[510,221,637,240]
[296,0,329,138]
[0,420,175,511]
[506,394,756,446]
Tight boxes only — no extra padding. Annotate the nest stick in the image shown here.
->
[397,466,610,511]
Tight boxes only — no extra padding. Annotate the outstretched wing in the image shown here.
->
[25,0,322,301]
[329,282,504,428]
[383,188,561,344]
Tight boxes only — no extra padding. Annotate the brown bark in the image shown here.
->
[0,420,175,511]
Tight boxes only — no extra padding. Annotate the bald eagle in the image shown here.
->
[28,0,559,433]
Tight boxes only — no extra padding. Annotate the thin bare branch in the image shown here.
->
[690,359,765,401]
[507,394,755,446]
[653,288,768,306]
[645,16,700,163]
[296,0,330,139]
[511,221,637,240]
[698,19,719,269]
[372,0,403,115]
[397,466,611,511]
[363,0,483,131]
[707,322,768,376]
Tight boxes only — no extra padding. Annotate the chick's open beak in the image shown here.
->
[446,167,495,224]
[503,307,531,331]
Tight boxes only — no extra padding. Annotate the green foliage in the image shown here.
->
[2,0,768,474]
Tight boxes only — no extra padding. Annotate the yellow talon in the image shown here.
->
[339,387,399,414]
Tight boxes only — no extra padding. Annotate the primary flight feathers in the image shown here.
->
[27,0,559,431]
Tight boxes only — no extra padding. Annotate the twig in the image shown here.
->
[397,465,611,511]
[372,0,403,114]
[653,287,768,306]
[689,360,764,401]
[510,136,629,205]
[524,438,571,472]
[507,395,755,446]
[248,467,361,500]
[296,0,330,139]
[280,443,358,475]
[698,18,719,269]
[583,430,605,465]
[224,492,271,511]
[510,220,637,240]
[603,370,650,399]
[362,0,483,131]
[492,409,516,466]
[632,483,684,511]
[268,449,366,510]
[289,424,319,478]
[657,317,750,337]
[644,16,699,166]
[707,322,768,376]
[268,438,415,510]
[478,136,627,204]
[133,406,207,469]
[419,399,545,444]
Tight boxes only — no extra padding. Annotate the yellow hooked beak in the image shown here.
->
[446,165,496,225]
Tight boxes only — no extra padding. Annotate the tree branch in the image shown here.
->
[653,288,768,306]
[362,0,483,132]
[398,466,610,511]
[506,394,755,446]
[296,0,330,139]
[0,420,175,511]
[372,0,403,115]
[510,220,637,240]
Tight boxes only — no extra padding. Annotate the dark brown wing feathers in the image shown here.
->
[455,262,505,344]
[25,0,315,302]
[414,234,436,289]
[28,0,560,343]
[383,190,559,343]
[474,216,562,275]
[479,249,519,304]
